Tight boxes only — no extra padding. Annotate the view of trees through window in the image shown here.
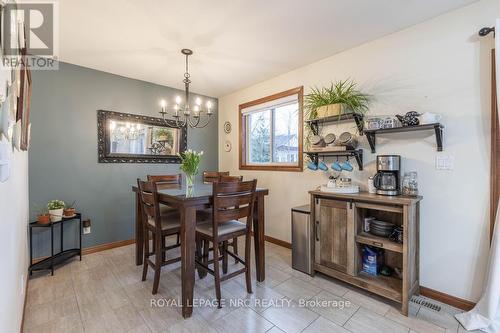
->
[247,102,299,164]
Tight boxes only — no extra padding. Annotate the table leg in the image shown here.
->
[135,191,143,266]
[253,194,265,282]
[180,206,196,318]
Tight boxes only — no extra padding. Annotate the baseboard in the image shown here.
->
[82,239,135,255]
[264,235,292,249]
[420,286,475,311]
[20,273,29,333]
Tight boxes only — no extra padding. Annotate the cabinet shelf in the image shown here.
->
[364,123,444,153]
[357,272,402,302]
[306,113,364,136]
[355,232,403,253]
[304,149,363,170]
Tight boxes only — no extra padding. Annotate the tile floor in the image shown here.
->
[24,240,476,333]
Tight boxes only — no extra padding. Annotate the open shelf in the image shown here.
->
[355,232,403,253]
[29,249,81,272]
[364,123,444,153]
[304,149,363,170]
[306,113,364,136]
[356,271,402,302]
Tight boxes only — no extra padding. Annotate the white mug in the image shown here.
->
[419,112,442,124]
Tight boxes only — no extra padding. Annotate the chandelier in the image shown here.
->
[159,49,213,128]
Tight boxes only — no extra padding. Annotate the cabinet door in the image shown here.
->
[315,199,354,274]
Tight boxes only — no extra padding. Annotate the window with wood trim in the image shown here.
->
[239,87,303,171]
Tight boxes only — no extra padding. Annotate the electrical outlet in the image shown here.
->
[436,155,454,170]
[83,219,91,234]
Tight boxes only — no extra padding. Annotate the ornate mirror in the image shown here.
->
[97,110,187,163]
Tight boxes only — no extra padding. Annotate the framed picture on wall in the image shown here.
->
[17,49,31,151]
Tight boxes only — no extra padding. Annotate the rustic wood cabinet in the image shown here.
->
[310,191,422,315]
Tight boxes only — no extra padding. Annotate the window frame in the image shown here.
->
[239,86,303,172]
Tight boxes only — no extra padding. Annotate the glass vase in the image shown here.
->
[185,173,195,197]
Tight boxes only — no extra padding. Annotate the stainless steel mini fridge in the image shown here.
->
[291,204,313,275]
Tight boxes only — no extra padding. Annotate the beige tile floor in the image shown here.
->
[24,240,477,333]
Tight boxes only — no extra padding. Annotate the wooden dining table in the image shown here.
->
[131,183,269,318]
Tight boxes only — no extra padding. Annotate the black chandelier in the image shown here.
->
[159,49,213,128]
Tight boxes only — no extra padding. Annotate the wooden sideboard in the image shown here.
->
[309,190,422,315]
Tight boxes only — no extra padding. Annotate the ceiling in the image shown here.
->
[58,0,476,97]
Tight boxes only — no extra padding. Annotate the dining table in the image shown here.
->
[131,182,269,318]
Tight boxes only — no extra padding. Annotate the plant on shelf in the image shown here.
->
[179,149,203,195]
[63,200,77,217]
[47,200,65,222]
[34,204,50,225]
[305,79,372,120]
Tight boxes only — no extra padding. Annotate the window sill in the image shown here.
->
[239,164,303,172]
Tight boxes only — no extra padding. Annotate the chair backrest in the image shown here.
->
[219,175,243,182]
[147,174,182,185]
[211,180,257,239]
[137,179,161,232]
[203,171,229,183]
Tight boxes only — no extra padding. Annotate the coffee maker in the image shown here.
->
[373,155,401,196]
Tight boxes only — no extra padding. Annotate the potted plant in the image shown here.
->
[34,204,50,225]
[47,200,65,222]
[305,79,372,120]
[63,200,77,217]
[179,149,203,196]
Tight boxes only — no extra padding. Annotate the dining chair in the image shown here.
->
[195,179,257,308]
[201,172,243,262]
[137,179,181,294]
[147,174,182,245]
[202,171,229,183]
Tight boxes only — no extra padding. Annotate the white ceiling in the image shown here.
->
[58,0,476,97]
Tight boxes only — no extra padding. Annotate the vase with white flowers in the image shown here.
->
[179,149,203,195]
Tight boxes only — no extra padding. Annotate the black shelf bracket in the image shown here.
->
[364,123,444,153]
[306,113,365,136]
[304,149,364,170]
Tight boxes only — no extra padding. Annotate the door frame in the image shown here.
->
[491,49,498,241]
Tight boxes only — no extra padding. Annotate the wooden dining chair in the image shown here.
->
[195,179,257,308]
[203,171,229,183]
[147,174,182,244]
[201,172,243,262]
[137,179,181,294]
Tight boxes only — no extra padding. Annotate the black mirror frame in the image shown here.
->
[97,110,187,163]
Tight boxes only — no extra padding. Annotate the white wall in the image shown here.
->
[218,0,499,302]
[0,142,29,332]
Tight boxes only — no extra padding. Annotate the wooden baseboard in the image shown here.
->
[420,286,475,311]
[264,235,292,249]
[20,273,28,333]
[82,239,135,255]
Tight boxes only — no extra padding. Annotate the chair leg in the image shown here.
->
[245,231,252,294]
[222,241,228,274]
[142,230,149,281]
[161,235,166,262]
[201,239,209,278]
[233,237,239,264]
[196,236,203,279]
[176,233,180,245]
[152,231,162,295]
[213,242,222,308]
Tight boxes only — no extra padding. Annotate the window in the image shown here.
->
[239,87,303,171]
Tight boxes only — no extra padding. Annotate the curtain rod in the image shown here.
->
[479,27,495,37]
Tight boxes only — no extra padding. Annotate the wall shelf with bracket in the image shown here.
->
[304,149,364,171]
[364,123,444,153]
[306,113,364,136]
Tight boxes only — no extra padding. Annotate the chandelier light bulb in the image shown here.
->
[175,96,182,104]
[206,101,212,109]
[160,99,167,108]
[195,97,202,106]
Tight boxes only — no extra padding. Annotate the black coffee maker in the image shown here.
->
[373,155,401,196]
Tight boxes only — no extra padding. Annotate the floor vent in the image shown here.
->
[410,296,442,312]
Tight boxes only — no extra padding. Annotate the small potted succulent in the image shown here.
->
[34,204,50,225]
[47,200,65,222]
[63,200,77,217]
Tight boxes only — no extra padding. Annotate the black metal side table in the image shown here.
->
[29,213,82,276]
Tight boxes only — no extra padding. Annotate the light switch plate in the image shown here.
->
[83,226,91,234]
[436,155,454,170]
